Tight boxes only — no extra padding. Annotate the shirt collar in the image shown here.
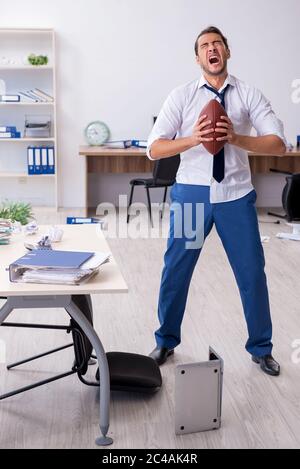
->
[198,74,236,92]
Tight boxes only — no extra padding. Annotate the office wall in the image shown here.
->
[1,0,299,208]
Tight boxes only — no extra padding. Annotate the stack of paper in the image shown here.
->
[0,220,12,245]
[104,140,148,149]
[105,140,132,149]
[19,88,54,103]
[9,250,111,285]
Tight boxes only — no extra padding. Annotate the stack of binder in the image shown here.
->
[0,125,21,139]
[27,146,55,175]
[9,249,111,285]
[0,220,12,245]
[19,89,54,103]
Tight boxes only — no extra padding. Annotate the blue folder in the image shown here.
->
[47,147,55,174]
[34,147,42,174]
[10,250,94,271]
[27,147,35,175]
[67,217,102,225]
[41,147,48,173]
[0,126,17,133]
[131,140,147,148]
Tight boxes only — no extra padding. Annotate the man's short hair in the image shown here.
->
[194,26,229,56]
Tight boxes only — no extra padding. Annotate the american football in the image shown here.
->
[199,99,228,155]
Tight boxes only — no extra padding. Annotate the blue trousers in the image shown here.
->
[155,183,273,357]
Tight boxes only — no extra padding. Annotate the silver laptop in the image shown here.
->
[175,347,224,435]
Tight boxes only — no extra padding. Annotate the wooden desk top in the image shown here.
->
[79,145,300,175]
[79,145,300,158]
[0,225,128,297]
[249,149,300,157]
[79,146,147,157]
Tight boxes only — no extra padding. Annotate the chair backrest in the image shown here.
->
[282,173,300,222]
[152,154,180,183]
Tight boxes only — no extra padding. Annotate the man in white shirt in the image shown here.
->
[148,26,286,376]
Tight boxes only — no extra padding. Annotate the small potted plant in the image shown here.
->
[0,201,34,225]
[27,54,49,66]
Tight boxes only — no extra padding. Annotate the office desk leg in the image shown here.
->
[66,298,113,446]
[0,300,13,327]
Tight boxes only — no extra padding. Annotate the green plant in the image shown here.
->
[0,201,34,225]
[28,54,49,66]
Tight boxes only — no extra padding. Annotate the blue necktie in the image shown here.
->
[203,83,230,183]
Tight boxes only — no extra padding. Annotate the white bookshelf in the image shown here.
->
[0,28,58,209]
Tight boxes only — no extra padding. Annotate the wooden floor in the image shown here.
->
[1,207,300,449]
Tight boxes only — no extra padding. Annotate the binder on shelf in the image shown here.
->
[0,126,17,133]
[41,147,48,173]
[0,131,21,138]
[0,95,20,103]
[19,91,39,103]
[19,89,54,103]
[47,147,55,174]
[27,146,55,175]
[34,147,42,174]
[27,147,35,175]
[33,88,54,102]
[28,90,47,102]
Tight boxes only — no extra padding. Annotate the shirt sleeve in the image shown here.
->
[147,90,183,160]
[247,87,287,147]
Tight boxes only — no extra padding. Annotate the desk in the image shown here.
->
[79,147,152,214]
[79,146,300,213]
[0,224,128,446]
[249,149,300,174]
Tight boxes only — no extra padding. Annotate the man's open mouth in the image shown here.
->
[209,55,220,65]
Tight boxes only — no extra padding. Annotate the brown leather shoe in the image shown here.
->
[252,354,280,376]
[149,346,174,366]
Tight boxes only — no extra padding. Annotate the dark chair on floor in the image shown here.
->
[0,295,97,400]
[0,296,163,397]
[127,154,180,227]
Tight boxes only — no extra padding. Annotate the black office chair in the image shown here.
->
[127,154,180,226]
[0,295,98,400]
[268,169,300,222]
[0,295,163,397]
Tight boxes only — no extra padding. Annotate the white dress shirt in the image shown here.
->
[147,75,287,203]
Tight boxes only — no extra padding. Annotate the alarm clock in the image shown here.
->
[84,121,110,146]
